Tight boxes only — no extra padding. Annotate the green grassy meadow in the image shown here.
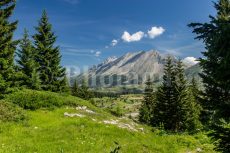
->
[0,90,215,153]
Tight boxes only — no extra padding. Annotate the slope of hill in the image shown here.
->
[0,90,215,153]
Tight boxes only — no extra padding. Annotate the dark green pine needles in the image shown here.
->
[153,57,179,131]
[0,0,18,95]
[139,77,155,124]
[149,57,201,132]
[189,0,230,151]
[33,10,68,92]
[17,29,41,90]
[189,0,230,123]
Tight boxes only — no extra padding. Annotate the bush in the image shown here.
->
[110,142,121,153]
[5,89,79,110]
[110,105,124,117]
[209,119,230,153]
[0,100,27,122]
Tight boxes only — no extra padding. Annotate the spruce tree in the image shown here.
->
[189,0,230,151]
[152,58,201,132]
[190,77,200,101]
[33,10,67,92]
[72,78,80,97]
[139,77,155,124]
[174,59,202,132]
[189,0,230,123]
[79,79,93,100]
[30,69,41,90]
[73,79,93,100]
[173,59,188,131]
[17,29,40,90]
[60,76,70,94]
[0,0,18,95]
[152,56,178,131]
[209,119,230,152]
[185,77,202,132]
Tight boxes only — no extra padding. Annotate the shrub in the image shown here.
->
[0,100,27,122]
[5,89,95,111]
[5,89,79,110]
[209,119,230,153]
[110,105,124,117]
[110,142,121,153]
[5,89,63,110]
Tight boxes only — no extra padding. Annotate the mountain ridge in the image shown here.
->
[75,50,201,88]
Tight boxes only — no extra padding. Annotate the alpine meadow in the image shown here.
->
[0,0,229,153]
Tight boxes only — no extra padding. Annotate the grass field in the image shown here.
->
[0,91,216,153]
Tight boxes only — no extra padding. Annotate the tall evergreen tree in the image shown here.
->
[0,0,18,95]
[173,59,188,131]
[139,77,155,124]
[189,0,230,151]
[174,59,201,132]
[33,10,67,92]
[189,77,200,101]
[152,58,201,132]
[189,0,230,123]
[209,119,230,153]
[17,29,40,90]
[152,56,178,131]
[59,76,71,94]
[185,77,202,132]
[79,79,93,100]
[72,78,80,97]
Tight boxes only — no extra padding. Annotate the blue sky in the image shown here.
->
[14,0,216,68]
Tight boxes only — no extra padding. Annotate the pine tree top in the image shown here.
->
[215,0,230,19]
[0,0,17,19]
[33,10,57,47]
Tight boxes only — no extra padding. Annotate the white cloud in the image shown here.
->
[111,39,118,46]
[121,31,145,42]
[148,26,165,39]
[182,57,199,67]
[95,51,101,57]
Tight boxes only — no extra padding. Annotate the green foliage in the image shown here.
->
[72,78,80,96]
[209,119,230,153]
[72,79,94,100]
[60,76,71,94]
[17,29,41,90]
[175,60,202,132]
[0,100,27,122]
[80,79,94,100]
[0,0,18,94]
[152,57,202,132]
[173,59,188,131]
[152,56,179,131]
[4,89,79,110]
[189,0,230,152]
[139,77,155,124]
[0,75,7,98]
[139,104,151,123]
[185,77,202,132]
[110,142,121,153]
[30,68,41,90]
[110,105,124,117]
[33,10,67,92]
[0,106,215,153]
[189,0,230,123]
